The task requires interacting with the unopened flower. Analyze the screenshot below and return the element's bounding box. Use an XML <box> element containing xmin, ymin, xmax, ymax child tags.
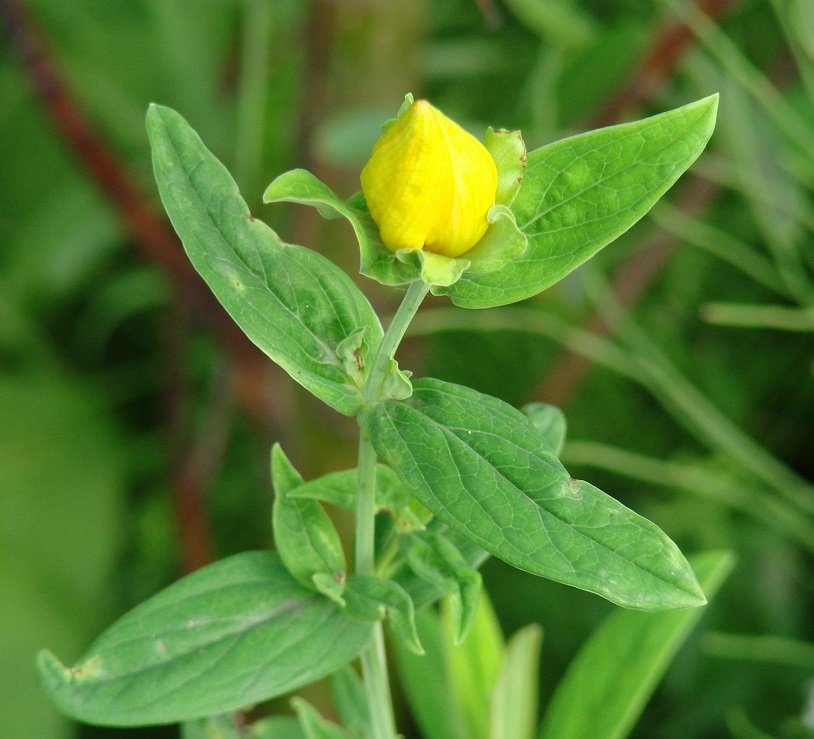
<box><xmin>360</xmin><ymin>99</ymin><xmax>498</xmax><ymax>259</ymax></box>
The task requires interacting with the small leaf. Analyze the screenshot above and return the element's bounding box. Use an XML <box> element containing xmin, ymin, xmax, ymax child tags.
<box><xmin>362</xmin><ymin>378</ymin><xmax>705</xmax><ymax>611</ymax></box>
<box><xmin>271</xmin><ymin>445</ymin><xmax>346</xmax><ymax>588</ymax></box>
<box><xmin>463</xmin><ymin>205</ymin><xmax>528</xmax><ymax>276</ymax></box>
<box><xmin>392</xmin><ymin>521</ymin><xmax>489</xmax><ymax>611</ymax></box>
<box><xmin>484</xmin><ymin>128</ymin><xmax>527</xmax><ymax>207</ymax></box>
<box><xmin>343</xmin><ymin>575</ymin><xmax>424</xmax><ymax>655</ymax></box>
<box><xmin>37</xmin><ymin>552</ymin><xmax>373</xmax><ymax>726</ymax></box>
<box><xmin>405</xmin><ymin>532</ymin><xmax>482</xmax><ymax>643</ymax></box>
<box><xmin>489</xmin><ymin>624</ymin><xmax>543</xmax><ymax>739</ymax></box>
<box><xmin>522</xmin><ymin>402</ymin><xmax>567</xmax><ymax>456</ymax></box>
<box><xmin>538</xmin><ymin>551</ymin><xmax>734</xmax><ymax>739</ymax></box>
<box><xmin>442</xmin><ymin>95</ymin><xmax>719</xmax><ymax>308</ymax></box>
<box><xmin>395</xmin><ymin>248</ymin><xmax>471</xmax><ymax>288</ymax></box>
<box><xmin>147</xmin><ymin>105</ymin><xmax>382</xmax><ymax>416</ymax></box>
<box><xmin>291</xmin><ymin>698</ymin><xmax>353</xmax><ymax>739</ymax></box>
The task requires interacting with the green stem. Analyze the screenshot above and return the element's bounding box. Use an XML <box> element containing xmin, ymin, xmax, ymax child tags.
<box><xmin>354</xmin><ymin>279</ymin><xmax>429</xmax><ymax>739</ymax></box>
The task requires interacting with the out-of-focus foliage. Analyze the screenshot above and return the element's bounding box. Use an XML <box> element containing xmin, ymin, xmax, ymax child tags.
<box><xmin>1</xmin><ymin>0</ymin><xmax>813</xmax><ymax>737</ymax></box>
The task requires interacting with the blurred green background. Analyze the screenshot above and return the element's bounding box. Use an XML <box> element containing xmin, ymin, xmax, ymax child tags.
<box><xmin>2</xmin><ymin>0</ymin><xmax>813</xmax><ymax>737</ymax></box>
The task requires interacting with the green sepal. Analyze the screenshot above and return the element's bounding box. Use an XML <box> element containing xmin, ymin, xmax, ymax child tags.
<box><xmin>343</xmin><ymin>574</ymin><xmax>424</xmax><ymax>655</ymax></box>
<box><xmin>271</xmin><ymin>444</ymin><xmax>346</xmax><ymax>588</ymax></box>
<box><xmin>522</xmin><ymin>402</ymin><xmax>567</xmax><ymax>456</ymax></box>
<box><xmin>461</xmin><ymin>204</ymin><xmax>528</xmax><ymax>275</ymax></box>
<box><xmin>381</xmin><ymin>92</ymin><xmax>415</xmax><ymax>131</ymax></box>
<box><xmin>484</xmin><ymin>127</ymin><xmax>527</xmax><ymax>207</ymax></box>
<box><xmin>405</xmin><ymin>531</ymin><xmax>482</xmax><ymax>644</ymax></box>
<box><xmin>291</xmin><ymin>698</ymin><xmax>353</xmax><ymax>739</ymax></box>
<box><xmin>395</xmin><ymin>248</ymin><xmax>471</xmax><ymax>289</ymax></box>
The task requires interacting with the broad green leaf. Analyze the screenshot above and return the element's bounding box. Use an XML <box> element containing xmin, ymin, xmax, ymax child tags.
<box><xmin>330</xmin><ymin>665</ymin><xmax>369</xmax><ymax>738</ymax></box>
<box><xmin>392</xmin><ymin>609</ymin><xmax>466</xmax><ymax>739</ymax></box>
<box><xmin>443</xmin><ymin>589</ymin><xmax>506</xmax><ymax>739</ymax></box>
<box><xmin>343</xmin><ymin>574</ymin><xmax>424</xmax><ymax>654</ymax></box>
<box><xmin>442</xmin><ymin>95</ymin><xmax>719</xmax><ymax>308</ymax></box>
<box><xmin>405</xmin><ymin>531</ymin><xmax>482</xmax><ymax>643</ymax></box>
<box><xmin>362</xmin><ymin>378</ymin><xmax>705</xmax><ymax>611</ymax></box>
<box><xmin>522</xmin><ymin>402</ymin><xmax>567</xmax><ymax>456</ymax></box>
<box><xmin>291</xmin><ymin>698</ymin><xmax>353</xmax><ymax>739</ymax></box>
<box><xmin>271</xmin><ymin>445</ymin><xmax>346</xmax><ymax>587</ymax></box>
<box><xmin>538</xmin><ymin>551</ymin><xmax>734</xmax><ymax>739</ymax></box>
<box><xmin>490</xmin><ymin>624</ymin><xmax>543</xmax><ymax>739</ymax></box>
<box><xmin>37</xmin><ymin>552</ymin><xmax>372</xmax><ymax>726</ymax></box>
<box><xmin>147</xmin><ymin>105</ymin><xmax>382</xmax><ymax>416</ymax></box>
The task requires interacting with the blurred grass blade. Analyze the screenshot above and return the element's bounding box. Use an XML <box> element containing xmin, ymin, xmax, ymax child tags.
<box><xmin>703</xmin><ymin>633</ymin><xmax>814</xmax><ymax>669</ymax></box>
<box><xmin>538</xmin><ymin>551</ymin><xmax>735</xmax><ymax>739</ymax></box>
<box><xmin>392</xmin><ymin>609</ymin><xmax>466</xmax><ymax>739</ymax></box>
<box><xmin>490</xmin><ymin>624</ymin><xmax>543</xmax><ymax>739</ymax></box>
<box><xmin>443</xmin><ymin>589</ymin><xmax>506</xmax><ymax>739</ymax></box>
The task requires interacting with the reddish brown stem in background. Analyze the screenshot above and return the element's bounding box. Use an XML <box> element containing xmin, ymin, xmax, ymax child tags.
<box><xmin>590</xmin><ymin>0</ymin><xmax>737</xmax><ymax>128</ymax></box>
<box><xmin>535</xmin><ymin>0</ymin><xmax>736</xmax><ymax>408</ymax></box>
<box><xmin>0</xmin><ymin>0</ymin><xmax>283</xmax><ymax>570</ymax></box>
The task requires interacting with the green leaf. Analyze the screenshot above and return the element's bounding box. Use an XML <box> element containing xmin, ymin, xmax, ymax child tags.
<box><xmin>271</xmin><ymin>445</ymin><xmax>346</xmax><ymax>587</ymax></box>
<box><xmin>343</xmin><ymin>574</ymin><xmax>424</xmax><ymax>654</ymax></box>
<box><xmin>490</xmin><ymin>624</ymin><xmax>543</xmax><ymax>739</ymax></box>
<box><xmin>443</xmin><ymin>589</ymin><xmax>506</xmax><ymax>739</ymax></box>
<box><xmin>147</xmin><ymin>105</ymin><xmax>382</xmax><ymax>416</ymax></box>
<box><xmin>538</xmin><ymin>551</ymin><xmax>735</xmax><ymax>739</ymax></box>
<box><xmin>361</xmin><ymin>378</ymin><xmax>705</xmax><ymax>611</ymax></box>
<box><xmin>37</xmin><ymin>552</ymin><xmax>373</xmax><ymax>726</ymax></box>
<box><xmin>330</xmin><ymin>665</ymin><xmax>370</xmax><ymax>738</ymax></box>
<box><xmin>392</xmin><ymin>522</ymin><xmax>490</xmax><ymax>610</ymax></box>
<box><xmin>484</xmin><ymin>128</ymin><xmax>527</xmax><ymax>207</ymax></box>
<box><xmin>404</xmin><ymin>531</ymin><xmax>482</xmax><ymax>643</ymax></box>
<box><xmin>263</xmin><ymin>169</ymin><xmax>418</xmax><ymax>287</ymax></box>
<box><xmin>522</xmin><ymin>402</ymin><xmax>567</xmax><ymax>456</ymax></box>
<box><xmin>442</xmin><ymin>95</ymin><xmax>719</xmax><ymax>308</ymax></box>
<box><xmin>392</xmin><ymin>609</ymin><xmax>466</xmax><ymax>739</ymax></box>
<box><xmin>291</xmin><ymin>698</ymin><xmax>353</xmax><ymax>739</ymax></box>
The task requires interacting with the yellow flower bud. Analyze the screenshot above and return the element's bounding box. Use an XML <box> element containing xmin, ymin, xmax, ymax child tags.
<box><xmin>360</xmin><ymin>99</ymin><xmax>498</xmax><ymax>259</ymax></box>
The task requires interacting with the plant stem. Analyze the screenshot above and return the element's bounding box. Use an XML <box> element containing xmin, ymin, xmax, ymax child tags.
<box><xmin>354</xmin><ymin>279</ymin><xmax>429</xmax><ymax>739</ymax></box>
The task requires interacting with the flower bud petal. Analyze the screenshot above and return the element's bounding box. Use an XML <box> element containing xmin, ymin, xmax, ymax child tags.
<box><xmin>361</xmin><ymin>100</ymin><xmax>498</xmax><ymax>258</ymax></box>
